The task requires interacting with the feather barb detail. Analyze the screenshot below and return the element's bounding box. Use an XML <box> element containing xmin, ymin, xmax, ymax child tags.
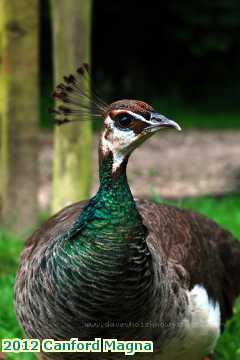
<box><xmin>49</xmin><ymin>63</ymin><xmax>108</xmax><ymax>126</ymax></box>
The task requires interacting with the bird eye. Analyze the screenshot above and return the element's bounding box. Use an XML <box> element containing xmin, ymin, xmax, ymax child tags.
<box><xmin>114</xmin><ymin>113</ymin><xmax>133</xmax><ymax>130</ymax></box>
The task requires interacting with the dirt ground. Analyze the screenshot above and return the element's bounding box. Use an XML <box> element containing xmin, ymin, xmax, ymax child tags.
<box><xmin>39</xmin><ymin>130</ymin><xmax>240</xmax><ymax>209</ymax></box>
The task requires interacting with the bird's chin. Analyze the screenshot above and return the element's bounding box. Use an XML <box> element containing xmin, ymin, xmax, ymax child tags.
<box><xmin>135</xmin><ymin>132</ymin><xmax>154</xmax><ymax>146</ymax></box>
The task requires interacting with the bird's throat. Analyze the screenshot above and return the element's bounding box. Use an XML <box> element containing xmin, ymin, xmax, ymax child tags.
<box><xmin>93</xmin><ymin>150</ymin><xmax>145</xmax><ymax>235</ymax></box>
<box><xmin>66</xmin><ymin>149</ymin><xmax>148</xmax><ymax>253</ymax></box>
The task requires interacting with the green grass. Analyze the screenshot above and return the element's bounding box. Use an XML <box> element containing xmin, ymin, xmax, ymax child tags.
<box><xmin>1</xmin><ymin>194</ymin><xmax>240</xmax><ymax>359</ymax></box>
<box><xmin>0</xmin><ymin>231</ymin><xmax>36</xmax><ymax>360</ymax></box>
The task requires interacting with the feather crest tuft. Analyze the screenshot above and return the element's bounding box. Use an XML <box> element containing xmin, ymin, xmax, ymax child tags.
<box><xmin>49</xmin><ymin>64</ymin><xmax>108</xmax><ymax>125</ymax></box>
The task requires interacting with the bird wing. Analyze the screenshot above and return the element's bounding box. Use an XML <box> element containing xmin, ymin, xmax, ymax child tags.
<box><xmin>136</xmin><ymin>199</ymin><xmax>240</xmax><ymax>324</ymax></box>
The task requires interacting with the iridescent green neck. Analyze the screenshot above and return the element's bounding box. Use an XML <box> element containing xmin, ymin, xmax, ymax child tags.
<box><xmin>69</xmin><ymin>151</ymin><xmax>146</xmax><ymax>239</ymax></box>
<box><xmin>58</xmin><ymin>150</ymin><xmax>147</xmax><ymax>253</ymax></box>
<box><xmin>47</xmin><ymin>151</ymin><xmax>154</xmax><ymax>331</ymax></box>
<box><xmin>97</xmin><ymin>153</ymin><xmax>141</xmax><ymax>223</ymax></box>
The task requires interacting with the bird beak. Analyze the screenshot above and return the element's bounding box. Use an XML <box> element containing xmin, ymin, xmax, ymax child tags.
<box><xmin>144</xmin><ymin>112</ymin><xmax>181</xmax><ymax>133</ymax></box>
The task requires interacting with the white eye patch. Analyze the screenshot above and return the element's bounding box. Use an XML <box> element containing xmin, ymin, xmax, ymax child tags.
<box><xmin>101</xmin><ymin>115</ymin><xmax>139</xmax><ymax>172</ymax></box>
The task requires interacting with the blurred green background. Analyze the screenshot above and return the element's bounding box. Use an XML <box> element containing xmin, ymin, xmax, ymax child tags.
<box><xmin>1</xmin><ymin>0</ymin><xmax>240</xmax><ymax>359</ymax></box>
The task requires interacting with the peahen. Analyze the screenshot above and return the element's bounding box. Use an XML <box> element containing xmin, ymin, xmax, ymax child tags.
<box><xmin>14</xmin><ymin>64</ymin><xmax>240</xmax><ymax>360</ymax></box>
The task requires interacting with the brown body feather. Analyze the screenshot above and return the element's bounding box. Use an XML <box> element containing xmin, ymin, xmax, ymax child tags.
<box><xmin>21</xmin><ymin>198</ymin><xmax>240</xmax><ymax>328</ymax></box>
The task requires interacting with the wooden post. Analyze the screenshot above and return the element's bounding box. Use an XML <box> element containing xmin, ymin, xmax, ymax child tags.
<box><xmin>51</xmin><ymin>0</ymin><xmax>93</xmax><ymax>213</ymax></box>
<box><xmin>0</xmin><ymin>0</ymin><xmax>39</xmax><ymax>233</ymax></box>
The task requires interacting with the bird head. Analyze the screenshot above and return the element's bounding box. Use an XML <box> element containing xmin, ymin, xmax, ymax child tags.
<box><xmin>100</xmin><ymin>100</ymin><xmax>180</xmax><ymax>170</ymax></box>
<box><xmin>50</xmin><ymin>64</ymin><xmax>181</xmax><ymax>173</ymax></box>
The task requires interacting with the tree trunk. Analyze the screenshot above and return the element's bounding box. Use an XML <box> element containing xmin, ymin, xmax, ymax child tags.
<box><xmin>0</xmin><ymin>1</ymin><xmax>4</xmax><ymax>219</ymax></box>
<box><xmin>51</xmin><ymin>0</ymin><xmax>92</xmax><ymax>214</ymax></box>
<box><xmin>0</xmin><ymin>0</ymin><xmax>39</xmax><ymax>233</ymax></box>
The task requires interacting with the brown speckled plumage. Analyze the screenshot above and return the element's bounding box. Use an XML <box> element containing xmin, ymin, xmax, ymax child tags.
<box><xmin>137</xmin><ymin>200</ymin><xmax>240</xmax><ymax>324</ymax></box>
<box><xmin>15</xmin><ymin>199</ymin><xmax>240</xmax><ymax>360</ymax></box>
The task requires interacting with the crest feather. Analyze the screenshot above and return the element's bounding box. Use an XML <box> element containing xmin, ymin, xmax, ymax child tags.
<box><xmin>49</xmin><ymin>63</ymin><xmax>108</xmax><ymax>125</ymax></box>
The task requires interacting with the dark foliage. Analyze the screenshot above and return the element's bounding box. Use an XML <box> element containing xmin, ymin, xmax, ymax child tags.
<box><xmin>92</xmin><ymin>1</ymin><xmax>240</xmax><ymax>106</ymax></box>
<box><xmin>41</xmin><ymin>1</ymin><xmax>240</xmax><ymax>127</ymax></box>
